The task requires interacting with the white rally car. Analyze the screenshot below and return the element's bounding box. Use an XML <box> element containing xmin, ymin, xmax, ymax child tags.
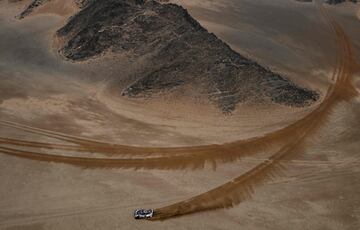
<box><xmin>133</xmin><ymin>209</ymin><xmax>154</xmax><ymax>219</ymax></box>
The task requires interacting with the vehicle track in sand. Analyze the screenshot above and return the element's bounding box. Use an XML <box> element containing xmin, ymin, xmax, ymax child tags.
<box><xmin>150</xmin><ymin>1</ymin><xmax>359</xmax><ymax>220</ymax></box>
<box><xmin>0</xmin><ymin>0</ymin><xmax>358</xmax><ymax>220</ymax></box>
<box><xmin>0</xmin><ymin>1</ymin><xmax>357</xmax><ymax>169</ymax></box>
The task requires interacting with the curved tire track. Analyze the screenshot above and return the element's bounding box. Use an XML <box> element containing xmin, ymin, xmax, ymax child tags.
<box><xmin>0</xmin><ymin>0</ymin><xmax>357</xmax><ymax>220</ymax></box>
<box><xmin>150</xmin><ymin>1</ymin><xmax>358</xmax><ymax>220</ymax></box>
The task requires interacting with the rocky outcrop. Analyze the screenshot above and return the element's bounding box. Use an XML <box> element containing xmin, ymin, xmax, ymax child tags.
<box><xmin>325</xmin><ymin>0</ymin><xmax>357</xmax><ymax>4</ymax></box>
<box><xmin>74</xmin><ymin>0</ymin><xmax>94</xmax><ymax>8</ymax></box>
<box><xmin>56</xmin><ymin>0</ymin><xmax>319</xmax><ymax>113</ymax></box>
<box><xmin>17</xmin><ymin>0</ymin><xmax>92</xmax><ymax>19</ymax></box>
<box><xmin>18</xmin><ymin>0</ymin><xmax>48</xmax><ymax>19</ymax></box>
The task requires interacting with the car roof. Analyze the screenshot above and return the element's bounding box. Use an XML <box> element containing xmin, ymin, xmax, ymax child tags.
<box><xmin>136</xmin><ymin>209</ymin><xmax>150</xmax><ymax>212</ymax></box>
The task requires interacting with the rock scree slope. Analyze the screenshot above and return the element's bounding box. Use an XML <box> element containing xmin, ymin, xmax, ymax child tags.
<box><xmin>55</xmin><ymin>0</ymin><xmax>319</xmax><ymax>113</ymax></box>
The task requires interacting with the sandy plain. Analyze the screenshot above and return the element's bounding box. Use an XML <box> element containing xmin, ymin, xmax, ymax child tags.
<box><xmin>0</xmin><ymin>0</ymin><xmax>359</xmax><ymax>229</ymax></box>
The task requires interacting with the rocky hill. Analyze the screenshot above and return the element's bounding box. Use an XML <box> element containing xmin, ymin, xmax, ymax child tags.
<box><xmin>20</xmin><ymin>0</ymin><xmax>320</xmax><ymax>113</ymax></box>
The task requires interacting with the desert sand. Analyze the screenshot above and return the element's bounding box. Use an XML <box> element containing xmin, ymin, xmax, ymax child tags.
<box><xmin>0</xmin><ymin>0</ymin><xmax>359</xmax><ymax>229</ymax></box>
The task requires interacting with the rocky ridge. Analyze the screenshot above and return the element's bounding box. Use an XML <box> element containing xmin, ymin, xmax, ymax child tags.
<box><xmin>19</xmin><ymin>0</ymin><xmax>320</xmax><ymax>113</ymax></box>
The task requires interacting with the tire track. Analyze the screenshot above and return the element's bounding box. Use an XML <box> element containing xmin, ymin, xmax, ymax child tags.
<box><xmin>0</xmin><ymin>146</ymin><xmax>218</xmax><ymax>170</ymax></box>
<box><xmin>0</xmin><ymin>137</ymin><xmax>87</xmax><ymax>152</ymax></box>
<box><xmin>150</xmin><ymin>1</ymin><xmax>358</xmax><ymax>220</ymax></box>
<box><xmin>0</xmin><ymin>1</ymin><xmax>357</xmax><ymax>171</ymax></box>
<box><xmin>0</xmin><ymin>0</ymin><xmax>357</xmax><ymax>220</ymax></box>
<box><xmin>0</xmin><ymin>119</ymin><xmax>309</xmax><ymax>170</ymax></box>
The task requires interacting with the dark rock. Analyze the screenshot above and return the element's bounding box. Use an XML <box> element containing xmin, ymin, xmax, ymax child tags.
<box><xmin>18</xmin><ymin>0</ymin><xmax>48</xmax><ymax>19</ymax></box>
<box><xmin>325</xmin><ymin>0</ymin><xmax>357</xmax><ymax>4</ymax></box>
<box><xmin>294</xmin><ymin>0</ymin><xmax>358</xmax><ymax>4</ymax></box>
<box><xmin>57</xmin><ymin>0</ymin><xmax>319</xmax><ymax>113</ymax></box>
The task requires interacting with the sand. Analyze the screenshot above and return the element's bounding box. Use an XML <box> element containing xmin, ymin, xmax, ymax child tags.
<box><xmin>0</xmin><ymin>0</ymin><xmax>359</xmax><ymax>229</ymax></box>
